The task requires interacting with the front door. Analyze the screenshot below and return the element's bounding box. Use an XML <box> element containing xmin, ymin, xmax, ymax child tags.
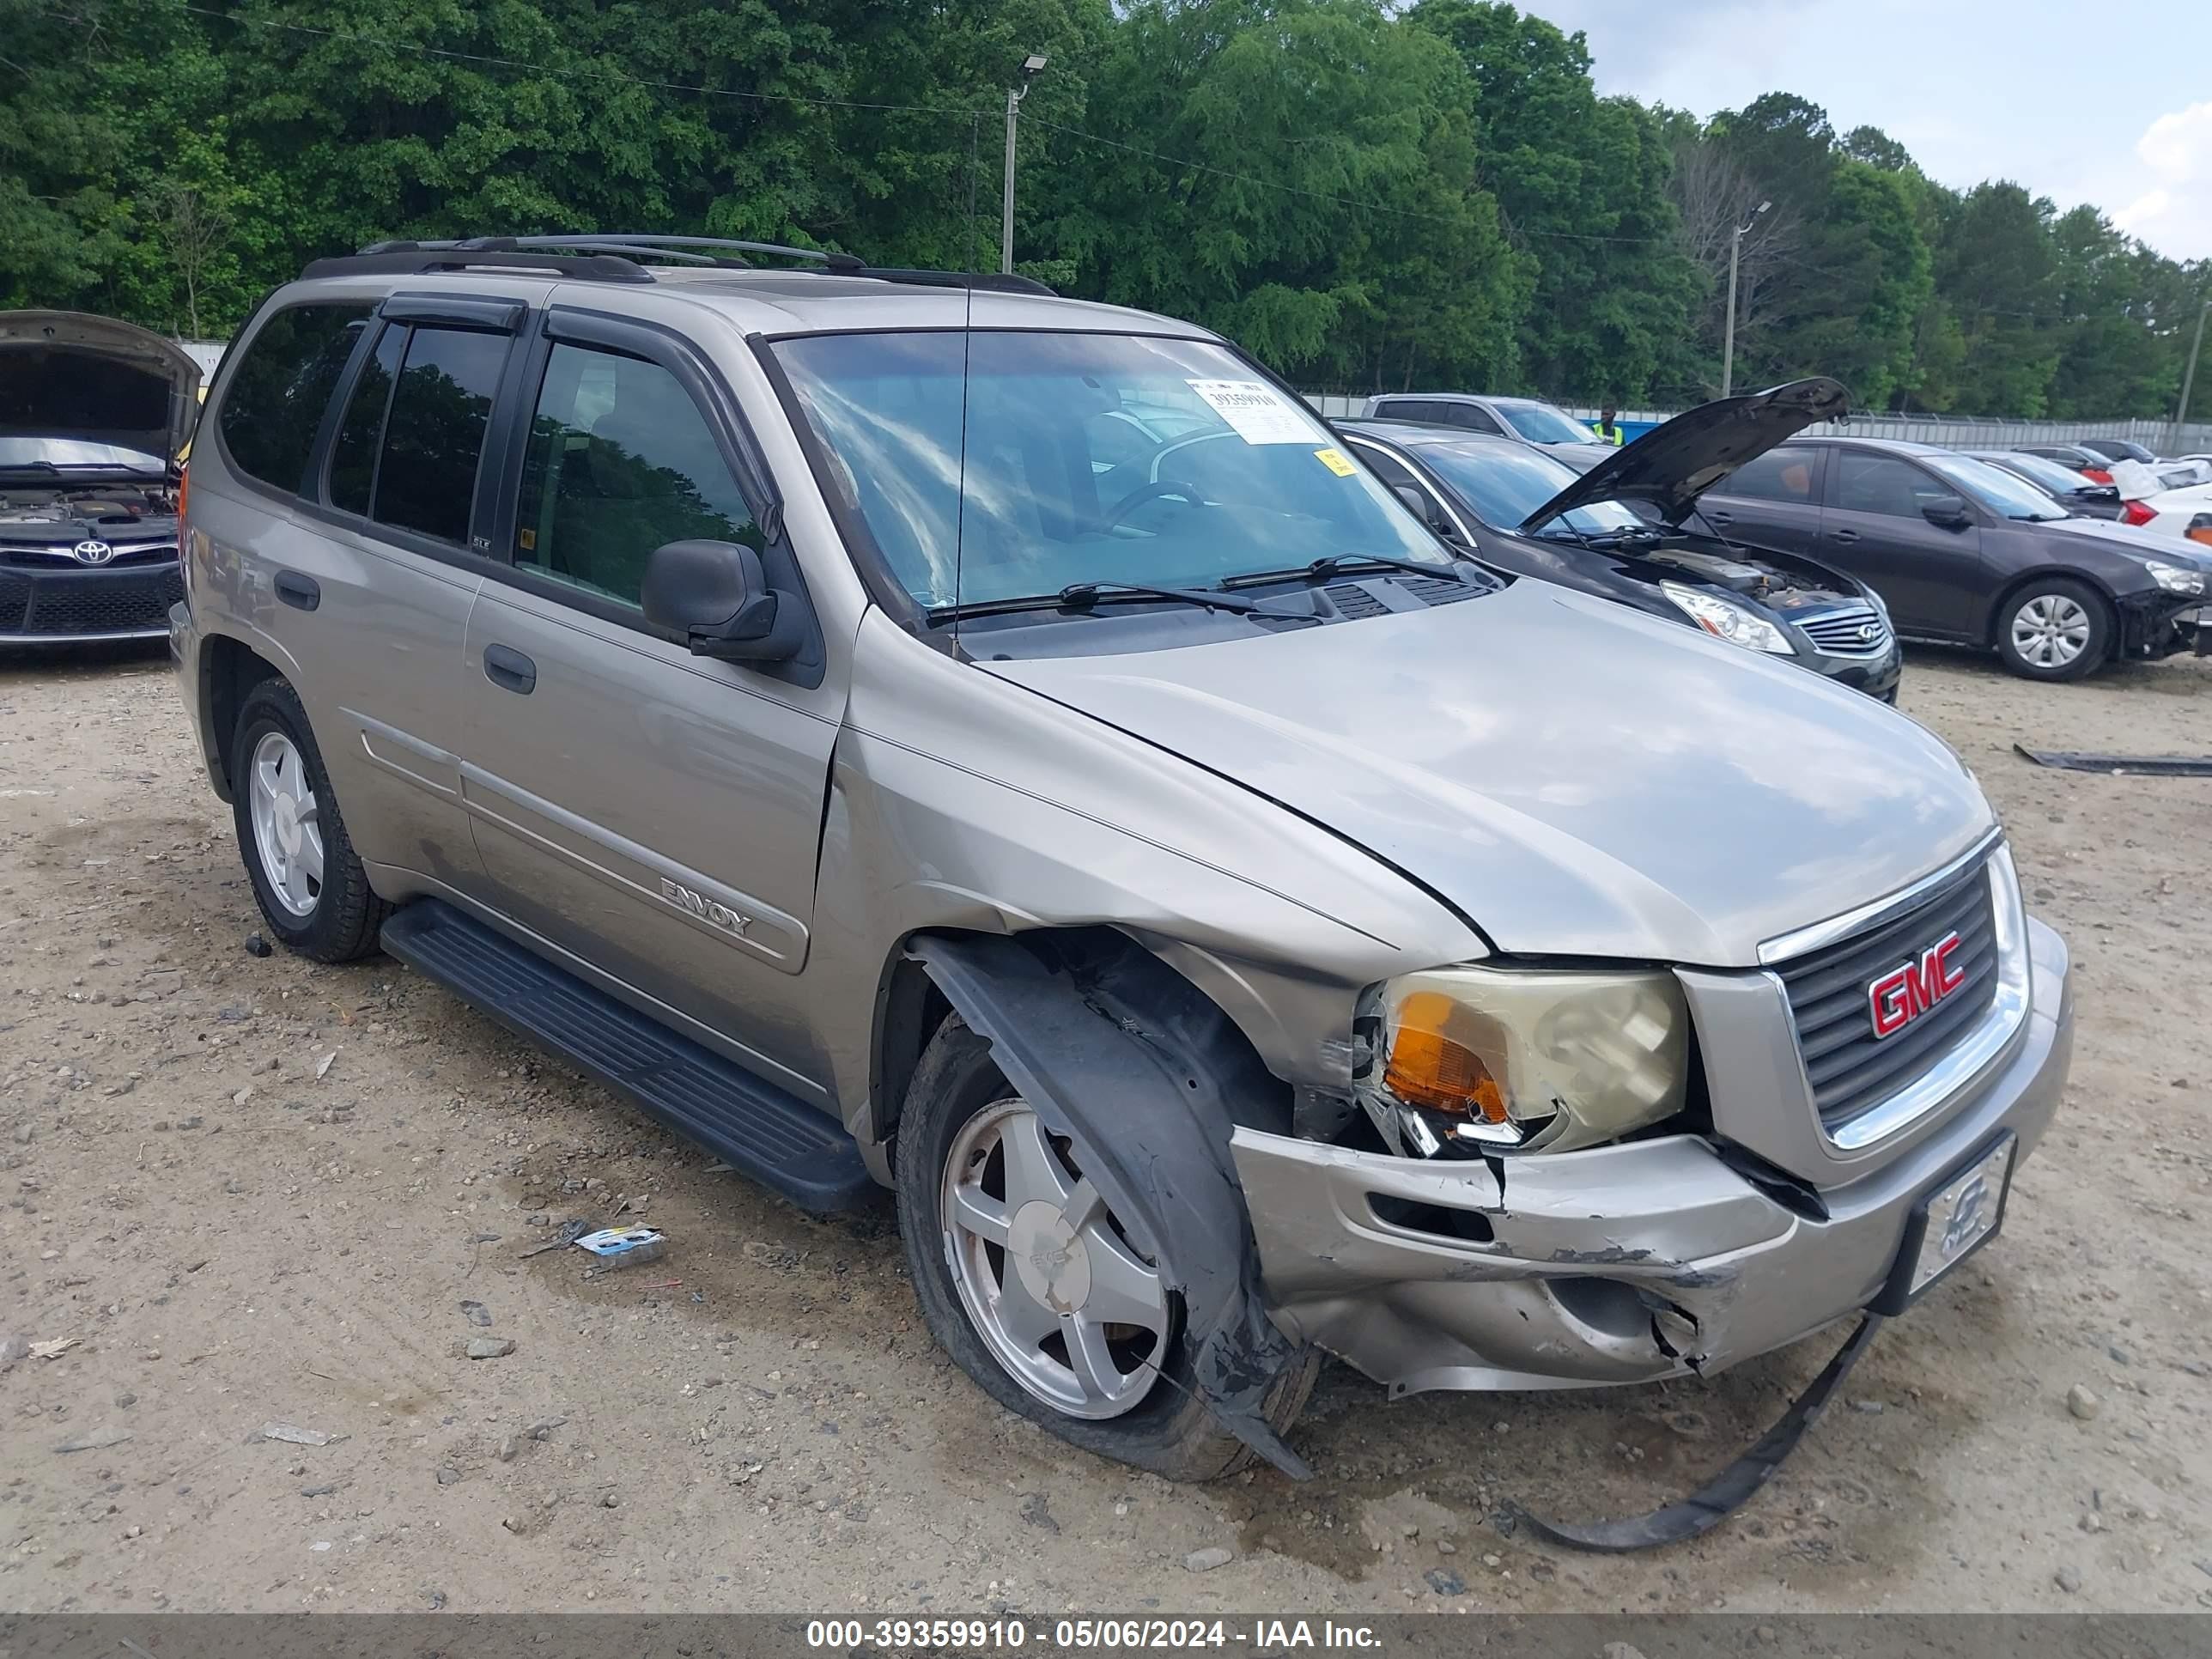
<box><xmin>1818</xmin><ymin>449</ymin><xmax>1985</xmax><ymax>637</ymax></box>
<box><xmin>456</xmin><ymin>313</ymin><xmax>843</xmax><ymax>1100</ymax></box>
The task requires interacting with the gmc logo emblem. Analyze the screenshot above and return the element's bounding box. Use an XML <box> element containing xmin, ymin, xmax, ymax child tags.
<box><xmin>1868</xmin><ymin>932</ymin><xmax>1966</xmax><ymax>1039</ymax></box>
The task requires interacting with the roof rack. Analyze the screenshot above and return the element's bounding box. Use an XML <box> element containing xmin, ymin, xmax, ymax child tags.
<box><xmin>302</xmin><ymin>235</ymin><xmax>1058</xmax><ymax>296</ymax></box>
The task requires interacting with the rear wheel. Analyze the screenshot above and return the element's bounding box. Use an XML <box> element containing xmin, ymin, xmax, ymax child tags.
<box><xmin>896</xmin><ymin>1015</ymin><xmax>1316</xmax><ymax>1480</ymax></box>
<box><xmin>1996</xmin><ymin>577</ymin><xmax>2110</xmax><ymax>681</ymax></box>
<box><xmin>230</xmin><ymin>678</ymin><xmax>389</xmax><ymax>962</ymax></box>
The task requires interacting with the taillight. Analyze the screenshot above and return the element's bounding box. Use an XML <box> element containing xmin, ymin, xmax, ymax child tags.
<box><xmin>176</xmin><ymin>465</ymin><xmax>189</xmax><ymax>526</ymax></box>
<box><xmin>2082</xmin><ymin>467</ymin><xmax>2114</xmax><ymax>484</ymax></box>
<box><xmin>2120</xmin><ymin>498</ymin><xmax>2156</xmax><ymax>526</ymax></box>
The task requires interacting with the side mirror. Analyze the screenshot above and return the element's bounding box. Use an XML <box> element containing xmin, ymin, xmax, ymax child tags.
<box><xmin>1921</xmin><ymin>495</ymin><xmax>1973</xmax><ymax>530</ymax></box>
<box><xmin>1393</xmin><ymin>483</ymin><xmax>1456</xmax><ymax>537</ymax></box>
<box><xmin>641</xmin><ymin>539</ymin><xmax>802</xmax><ymax>662</ymax></box>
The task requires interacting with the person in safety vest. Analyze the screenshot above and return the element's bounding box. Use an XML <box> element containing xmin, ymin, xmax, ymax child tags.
<box><xmin>1591</xmin><ymin>406</ymin><xmax>1624</xmax><ymax>446</ymax></box>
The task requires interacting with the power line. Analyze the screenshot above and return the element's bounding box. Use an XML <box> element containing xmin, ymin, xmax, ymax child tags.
<box><xmin>172</xmin><ymin>3</ymin><xmax>982</xmax><ymax>118</ymax></box>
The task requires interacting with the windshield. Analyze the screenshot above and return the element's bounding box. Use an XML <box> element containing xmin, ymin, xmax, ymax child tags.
<box><xmin>0</xmin><ymin>435</ymin><xmax>167</xmax><ymax>475</ymax></box>
<box><xmin>1416</xmin><ymin>441</ymin><xmax>1644</xmax><ymax>536</ymax></box>
<box><xmin>1984</xmin><ymin>453</ymin><xmax>2094</xmax><ymax>495</ymax></box>
<box><xmin>774</xmin><ymin>330</ymin><xmax>1449</xmax><ymax>610</ymax></box>
<box><xmin>1494</xmin><ymin>400</ymin><xmax>1604</xmax><ymax>447</ymax></box>
<box><xmin>1923</xmin><ymin>453</ymin><xmax>2068</xmax><ymax>521</ymax></box>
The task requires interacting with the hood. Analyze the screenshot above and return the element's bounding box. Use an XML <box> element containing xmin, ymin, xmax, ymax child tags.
<box><xmin>984</xmin><ymin>580</ymin><xmax>1993</xmax><ymax>968</ymax></box>
<box><xmin>0</xmin><ymin>310</ymin><xmax>204</xmax><ymax>468</ymax></box>
<box><xmin>2038</xmin><ymin>510</ymin><xmax>2212</xmax><ymax>569</ymax></box>
<box><xmin>1517</xmin><ymin>377</ymin><xmax>1850</xmax><ymax>534</ymax></box>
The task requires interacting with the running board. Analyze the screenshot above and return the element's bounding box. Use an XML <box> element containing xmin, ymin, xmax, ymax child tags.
<box><xmin>380</xmin><ymin>900</ymin><xmax>877</xmax><ymax>1212</ymax></box>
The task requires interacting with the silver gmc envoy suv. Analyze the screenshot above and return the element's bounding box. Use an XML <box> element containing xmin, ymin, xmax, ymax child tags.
<box><xmin>173</xmin><ymin>237</ymin><xmax>2074</xmax><ymax>1484</ymax></box>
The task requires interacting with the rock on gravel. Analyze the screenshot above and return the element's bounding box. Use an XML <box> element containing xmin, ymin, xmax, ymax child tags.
<box><xmin>465</xmin><ymin>1338</ymin><xmax>516</xmax><ymax>1359</ymax></box>
<box><xmin>2067</xmin><ymin>1384</ymin><xmax>2100</xmax><ymax>1421</ymax></box>
<box><xmin>1183</xmin><ymin>1547</ymin><xmax>1233</xmax><ymax>1573</ymax></box>
<box><xmin>2055</xmin><ymin>1565</ymin><xmax>2083</xmax><ymax>1594</ymax></box>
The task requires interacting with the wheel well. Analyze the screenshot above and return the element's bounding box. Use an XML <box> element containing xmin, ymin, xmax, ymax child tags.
<box><xmin>869</xmin><ymin>926</ymin><xmax>1291</xmax><ymax>1153</ymax></box>
<box><xmin>1983</xmin><ymin>568</ymin><xmax>2116</xmax><ymax>651</ymax></box>
<box><xmin>204</xmin><ymin>633</ymin><xmax>283</xmax><ymax>795</ymax></box>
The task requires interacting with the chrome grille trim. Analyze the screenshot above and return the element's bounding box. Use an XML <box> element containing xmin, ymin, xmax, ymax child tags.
<box><xmin>1757</xmin><ymin>826</ymin><xmax>2004</xmax><ymax>966</ymax></box>
<box><xmin>1796</xmin><ymin>602</ymin><xmax>1893</xmax><ymax>658</ymax></box>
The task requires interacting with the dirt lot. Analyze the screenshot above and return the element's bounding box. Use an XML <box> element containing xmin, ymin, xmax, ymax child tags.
<box><xmin>3</xmin><ymin>640</ymin><xmax>2209</xmax><ymax>1616</ymax></box>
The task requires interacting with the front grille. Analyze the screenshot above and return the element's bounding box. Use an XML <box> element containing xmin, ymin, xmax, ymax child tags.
<box><xmin>3</xmin><ymin>542</ymin><xmax>178</xmax><ymax>568</ymax></box>
<box><xmin>1774</xmin><ymin>857</ymin><xmax>1999</xmax><ymax>1133</ymax></box>
<box><xmin>1796</xmin><ymin>604</ymin><xmax>1893</xmax><ymax>658</ymax></box>
<box><xmin>1</xmin><ymin>568</ymin><xmax>183</xmax><ymax>637</ymax></box>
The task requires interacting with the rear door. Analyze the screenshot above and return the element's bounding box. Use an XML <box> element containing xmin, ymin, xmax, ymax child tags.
<box><xmin>204</xmin><ymin>295</ymin><xmax>532</xmax><ymax>888</ymax></box>
<box><xmin>455</xmin><ymin>305</ymin><xmax>843</xmax><ymax>1100</ymax></box>
<box><xmin>1817</xmin><ymin>448</ymin><xmax>1985</xmax><ymax>637</ymax></box>
<box><xmin>1698</xmin><ymin>445</ymin><xmax>1827</xmax><ymax>551</ymax></box>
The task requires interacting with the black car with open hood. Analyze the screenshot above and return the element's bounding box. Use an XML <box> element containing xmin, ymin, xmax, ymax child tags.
<box><xmin>0</xmin><ymin>310</ymin><xmax>199</xmax><ymax>645</ymax></box>
<box><xmin>1336</xmin><ymin>379</ymin><xmax>1901</xmax><ymax>701</ymax></box>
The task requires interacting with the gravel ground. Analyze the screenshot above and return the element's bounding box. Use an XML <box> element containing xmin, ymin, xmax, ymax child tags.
<box><xmin>2</xmin><ymin>639</ymin><xmax>2209</xmax><ymax>1615</ymax></box>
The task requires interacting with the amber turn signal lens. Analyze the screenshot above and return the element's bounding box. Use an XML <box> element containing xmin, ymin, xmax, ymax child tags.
<box><xmin>1383</xmin><ymin>990</ymin><xmax>1507</xmax><ymax>1121</ymax></box>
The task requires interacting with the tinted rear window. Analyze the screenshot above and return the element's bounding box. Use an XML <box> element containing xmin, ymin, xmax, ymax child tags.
<box><xmin>218</xmin><ymin>304</ymin><xmax>372</xmax><ymax>492</ymax></box>
<box><xmin>365</xmin><ymin>327</ymin><xmax>508</xmax><ymax>544</ymax></box>
<box><xmin>1721</xmin><ymin>448</ymin><xmax>1820</xmax><ymax>503</ymax></box>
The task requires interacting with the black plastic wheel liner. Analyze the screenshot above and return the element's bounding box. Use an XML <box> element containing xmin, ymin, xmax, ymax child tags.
<box><xmin>1510</xmin><ymin>1314</ymin><xmax>1885</xmax><ymax>1553</ymax></box>
<box><xmin>908</xmin><ymin>932</ymin><xmax>1314</xmax><ymax>1479</ymax></box>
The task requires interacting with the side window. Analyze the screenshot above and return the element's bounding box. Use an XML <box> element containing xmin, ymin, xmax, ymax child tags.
<box><xmin>218</xmin><ymin>304</ymin><xmax>373</xmax><ymax>492</ymax></box>
<box><xmin>1352</xmin><ymin>444</ymin><xmax>1445</xmax><ymax>530</ymax></box>
<box><xmin>1373</xmin><ymin>400</ymin><xmax>1422</xmax><ymax>422</ymax></box>
<box><xmin>326</xmin><ymin>324</ymin><xmax>404</xmax><ymax>517</ymax></box>
<box><xmin>1455</xmin><ymin>404</ymin><xmax>1504</xmax><ymax>435</ymax></box>
<box><xmin>1723</xmin><ymin>449</ymin><xmax>1819</xmax><ymax>504</ymax></box>
<box><xmin>1833</xmin><ymin>453</ymin><xmax>1948</xmax><ymax>519</ymax></box>
<box><xmin>513</xmin><ymin>343</ymin><xmax>763</xmax><ymax>610</ymax></box>
<box><xmin>368</xmin><ymin>327</ymin><xmax>509</xmax><ymax>544</ymax></box>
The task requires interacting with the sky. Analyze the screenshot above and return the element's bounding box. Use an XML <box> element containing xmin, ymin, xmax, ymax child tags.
<box><xmin>1521</xmin><ymin>0</ymin><xmax>2212</xmax><ymax>264</ymax></box>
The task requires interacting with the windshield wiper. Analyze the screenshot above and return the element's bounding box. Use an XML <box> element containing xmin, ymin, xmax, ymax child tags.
<box><xmin>1230</xmin><ymin>553</ymin><xmax>1486</xmax><ymax>592</ymax></box>
<box><xmin>1056</xmin><ymin>580</ymin><xmax>1263</xmax><ymax>615</ymax></box>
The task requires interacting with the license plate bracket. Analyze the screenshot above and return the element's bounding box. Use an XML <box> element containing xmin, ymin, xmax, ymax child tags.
<box><xmin>1872</xmin><ymin>1131</ymin><xmax>2015</xmax><ymax>1316</ymax></box>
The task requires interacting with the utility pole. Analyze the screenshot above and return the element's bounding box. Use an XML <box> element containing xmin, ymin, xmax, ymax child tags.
<box><xmin>1001</xmin><ymin>53</ymin><xmax>1048</xmax><ymax>276</ymax></box>
<box><xmin>2171</xmin><ymin>297</ymin><xmax>2209</xmax><ymax>453</ymax></box>
<box><xmin>1720</xmin><ymin>199</ymin><xmax>1770</xmax><ymax>399</ymax></box>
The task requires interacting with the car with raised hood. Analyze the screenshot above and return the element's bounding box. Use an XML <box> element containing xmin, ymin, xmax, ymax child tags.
<box><xmin>1364</xmin><ymin>390</ymin><xmax>1616</xmax><ymax>472</ymax></box>
<box><xmin>0</xmin><ymin>311</ymin><xmax>203</xmax><ymax>645</ymax></box>
<box><xmin>1701</xmin><ymin>435</ymin><xmax>2207</xmax><ymax>681</ymax></box>
<box><xmin>1338</xmin><ymin>378</ymin><xmax>1903</xmax><ymax>702</ymax></box>
<box><xmin>171</xmin><ymin>236</ymin><xmax>2074</xmax><ymax>1489</ymax></box>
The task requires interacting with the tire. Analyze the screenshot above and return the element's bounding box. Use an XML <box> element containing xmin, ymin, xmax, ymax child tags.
<box><xmin>1995</xmin><ymin>577</ymin><xmax>2111</xmax><ymax>681</ymax></box>
<box><xmin>229</xmin><ymin>677</ymin><xmax>391</xmax><ymax>963</ymax></box>
<box><xmin>895</xmin><ymin>1015</ymin><xmax>1317</xmax><ymax>1480</ymax></box>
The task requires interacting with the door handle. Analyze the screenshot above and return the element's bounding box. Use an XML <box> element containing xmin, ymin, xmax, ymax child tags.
<box><xmin>1830</xmin><ymin>529</ymin><xmax>1861</xmax><ymax>544</ymax></box>
<box><xmin>274</xmin><ymin>571</ymin><xmax>320</xmax><ymax>611</ymax></box>
<box><xmin>483</xmin><ymin>643</ymin><xmax>537</xmax><ymax>695</ymax></box>
<box><xmin>1706</xmin><ymin>509</ymin><xmax>1734</xmax><ymax>526</ymax></box>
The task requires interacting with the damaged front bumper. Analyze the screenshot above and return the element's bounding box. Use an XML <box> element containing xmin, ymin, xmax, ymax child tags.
<box><xmin>2118</xmin><ymin>593</ymin><xmax>2207</xmax><ymax>660</ymax></box>
<box><xmin>1231</xmin><ymin>916</ymin><xmax>2073</xmax><ymax>1395</ymax></box>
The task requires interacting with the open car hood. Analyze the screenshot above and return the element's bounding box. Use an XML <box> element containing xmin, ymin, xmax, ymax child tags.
<box><xmin>1516</xmin><ymin>377</ymin><xmax>1850</xmax><ymax>534</ymax></box>
<box><xmin>0</xmin><ymin>310</ymin><xmax>204</xmax><ymax>468</ymax></box>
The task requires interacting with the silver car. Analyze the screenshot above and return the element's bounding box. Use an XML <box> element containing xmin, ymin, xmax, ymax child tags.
<box><xmin>172</xmin><ymin>237</ymin><xmax>2074</xmax><ymax>1483</ymax></box>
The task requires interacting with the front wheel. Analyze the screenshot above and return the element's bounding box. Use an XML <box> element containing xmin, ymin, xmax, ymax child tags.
<box><xmin>1996</xmin><ymin>578</ymin><xmax>2110</xmax><ymax>681</ymax></box>
<box><xmin>895</xmin><ymin>1015</ymin><xmax>1316</xmax><ymax>1480</ymax></box>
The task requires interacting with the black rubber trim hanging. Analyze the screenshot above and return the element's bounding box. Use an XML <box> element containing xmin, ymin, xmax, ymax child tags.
<box><xmin>1509</xmin><ymin>1314</ymin><xmax>1884</xmax><ymax>1553</ymax></box>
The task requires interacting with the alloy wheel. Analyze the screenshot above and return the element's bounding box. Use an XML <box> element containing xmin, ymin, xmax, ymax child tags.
<box><xmin>940</xmin><ymin>1098</ymin><xmax>1172</xmax><ymax>1419</ymax></box>
<box><xmin>248</xmin><ymin>730</ymin><xmax>325</xmax><ymax>918</ymax></box>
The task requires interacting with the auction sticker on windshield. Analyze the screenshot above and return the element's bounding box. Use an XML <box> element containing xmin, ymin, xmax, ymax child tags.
<box><xmin>1187</xmin><ymin>380</ymin><xmax>1314</xmax><ymax>444</ymax></box>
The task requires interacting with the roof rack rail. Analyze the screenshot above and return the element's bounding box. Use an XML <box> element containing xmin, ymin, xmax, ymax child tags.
<box><xmin>302</xmin><ymin>235</ymin><xmax>1059</xmax><ymax>296</ymax></box>
<box><xmin>306</xmin><ymin>245</ymin><xmax>655</xmax><ymax>284</ymax></box>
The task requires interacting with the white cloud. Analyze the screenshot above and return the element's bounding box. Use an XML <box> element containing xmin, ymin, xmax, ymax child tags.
<box><xmin>2116</xmin><ymin>102</ymin><xmax>2212</xmax><ymax>260</ymax></box>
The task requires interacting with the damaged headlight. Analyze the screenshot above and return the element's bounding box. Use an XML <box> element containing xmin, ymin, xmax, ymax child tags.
<box><xmin>1658</xmin><ymin>581</ymin><xmax>1795</xmax><ymax>654</ymax></box>
<box><xmin>2142</xmin><ymin>559</ymin><xmax>2205</xmax><ymax>596</ymax></box>
<box><xmin>1358</xmin><ymin>967</ymin><xmax>1690</xmax><ymax>1157</ymax></box>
